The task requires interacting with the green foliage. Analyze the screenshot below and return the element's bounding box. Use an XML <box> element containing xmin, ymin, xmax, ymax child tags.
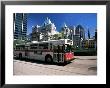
<box><xmin>51</xmin><ymin>33</ymin><xmax>62</xmax><ymax>40</ymax></box>
<box><xmin>61</xmin><ymin>31</ymin><xmax>65</xmax><ymax>39</ymax></box>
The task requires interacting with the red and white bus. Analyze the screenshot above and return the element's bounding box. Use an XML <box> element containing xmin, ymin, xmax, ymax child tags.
<box><xmin>14</xmin><ymin>39</ymin><xmax>74</xmax><ymax>63</ymax></box>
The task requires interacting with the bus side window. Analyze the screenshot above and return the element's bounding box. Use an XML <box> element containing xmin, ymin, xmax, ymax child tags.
<box><xmin>58</xmin><ymin>45</ymin><xmax>60</xmax><ymax>52</ymax></box>
<box><xmin>34</xmin><ymin>51</ymin><xmax>37</xmax><ymax>54</ymax></box>
<box><xmin>22</xmin><ymin>45</ymin><xmax>25</xmax><ymax>50</ymax></box>
<box><xmin>16</xmin><ymin>46</ymin><xmax>19</xmax><ymax>50</ymax></box>
<box><xmin>50</xmin><ymin>43</ymin><xmax>52</xmax><ymax>50</ymax></box>
<box><xmin>43</xmin><ymin>43</ymin><xmax>48</xmax><ymax>49</ymax></box>
<box><xmin>30</xmin><ymin>44</ymin><xmax>38</xmax><ymax>49</ymax></box>
<box><xmin>59</xmin><ymin>45</ymin><xmax>62</xmax><ymax>53</ymax></box>
<box><xmin>39</xmin><ymin>44</ymin><xmax>43</xmax><ymax>49</ymax></box>
<box><xmin>53</xmin><ymin>45</ymin><xmax>57</xmax><ymax>52</ymax></box>
<box><xmin>63</xmin><ymin>44</ymin><xmax>65</xmax><ymax>52</ymax></box>
<box><xmin>16</xmin><ymin>45</ymin><xmax>25</xmax><ymax>50</ymax></box>
<box><xmin>39</xmin><ymin>43</ymin><xmax>48</xmax><ymax>49</ymax></box>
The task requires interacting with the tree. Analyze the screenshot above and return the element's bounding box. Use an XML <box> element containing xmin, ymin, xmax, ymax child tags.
<box><xmin>61</xmin><ymin>31</ymin><xmax>64</xmax><ymax>39</ymax></box>
<box><xmin>51</xmin><ymin>33</ymin><xmax>62</xmax><ymax>40</ymax></box>
<box><xmin>53</xmin><ymin>34</ymin><xmax>59</xmax><ymax>40</ymax></box>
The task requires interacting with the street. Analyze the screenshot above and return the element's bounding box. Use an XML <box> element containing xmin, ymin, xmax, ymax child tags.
<box><xmin>13</xmin><ymin>56</ymin><xmax>97</xmax><ymax>75</ymax></box>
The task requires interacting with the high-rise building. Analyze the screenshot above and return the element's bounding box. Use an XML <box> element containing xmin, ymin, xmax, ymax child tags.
<box><xmin>88</xmin><ymin>29</ymin><xmax>90</xmax><ymax>39</ymax></box>
<box><xmin>61</xmin><ymin>23</ymin><xmax>70</xmax><ymax>39</ymax></box>
<box><xmin>13</xmin><ymin>13</ymin><xmax>27</xmax><ymax>40</ymax></box>
<box><xmin>75</xmin><ymin>25</ymin><xmax>85</xmax><ymax>40</ymax></box>
<box><xmin>95</xmin><ymin>29</ymin><xmax>97</xmax><ymax>41</ymax></box>
<box><xmin>61</xmin><ymin>24</ymin><xmax>85</xmax><ymax>49</ymax></box>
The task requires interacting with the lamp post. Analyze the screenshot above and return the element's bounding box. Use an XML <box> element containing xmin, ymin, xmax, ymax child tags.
<box><xmin>80</xmin><ymin>38</ymin><xmax>83</xmax><ymax>50</ymax></box>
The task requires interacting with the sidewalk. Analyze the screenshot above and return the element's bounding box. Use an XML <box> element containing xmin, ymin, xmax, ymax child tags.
<box><xmin>74</xmin><ymin>56</ymin><xmax>97</xmax><ymax>60</ymax></box>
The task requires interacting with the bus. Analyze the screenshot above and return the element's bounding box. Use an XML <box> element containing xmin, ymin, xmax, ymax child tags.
<box><xmin>14</xmin><ymin>39</ymin><xmax>74</xmax><ymax>64</ymax></box>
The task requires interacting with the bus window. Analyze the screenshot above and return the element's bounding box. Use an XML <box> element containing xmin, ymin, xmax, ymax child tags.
<box><xmin>30</xmin><ymin>44</ymin><xmax>38</xmax><ymax>49</ymax></box>
<box><xmin>34</xmin><ymin>51</ymin><xmax>37</xmax><ymax>54</ymax></box>
<box><xmin>50</xmin><ymin>43</ymin><xmax>52</xmax><ymax>50</ymax></box>
<box><xmin>16</xmin><ymin>45</ymin><xmax>25</xmax><ymax>50</ymax></box>
<box><xmin>16</xmin><ymin>46</ymin><xmax>20</xmax><ymax>50</ymax></box>
<box><xmin>25</xmin><ymin>46</ymin><xmax>29</xmax><ymax>50</ymax></box>
<box><xmin>65</xmin><ymin>44</ymin><xmax>71</xmax><ymax>52</ymax></box>
<box><xmin>39</xmin><ymin>43</ymin><xmax>48</xmax><ymax>49</ymax></box>
<box><xmin>62</xmin><ymin>45</ymin><xmax>65</xmax><ymax>53</ymax></box>
<box><xmin>39</xmin><ymin>44</ymin><xmax>43</xmax><ymax>49</ymax></box>
<box><xmin>53</xmin><ymin>45</ymin><xmax>58</xmax><ymax>52</ymax></box>
<box><xmin>59</xmin><ymin>45</ymin><xmax>63</xmax><ymax>53</ymax></box>
<box><xmin>58</xmin><ymin>45</ymin><xmax>60</xmax><ymax>52</ymax></box>
<box><xmin>43</xmin><ymin>43</ymin><xmax>48</xmax><ymax>49</ymax></box>
<box><xmin>67</xmin><ymin>39</ymin><xmax>71</xmax><ymax>43</ymax></box>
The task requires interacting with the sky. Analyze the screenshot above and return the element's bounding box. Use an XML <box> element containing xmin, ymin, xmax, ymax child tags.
<box><xmin>27</xmin><ymin>13</ymin><xmax>97</xmax><ymax>38</ymax></box>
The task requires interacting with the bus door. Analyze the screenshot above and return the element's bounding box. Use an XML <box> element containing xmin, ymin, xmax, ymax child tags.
<box><xmin>58</xmin><ymin>45</ymin><xmax>64</xmax><ymax>63</ymax></box>
<box><xmin>25</xmin><ymin>46</ymin><xmax>29</xmax><ymax>58</ymax></box>
<box><xmin>53</xmin><ymin>45</ymin><xmax>58</xmax><ymax>62</ymax></box>
<box><xmin>53</xmin><ymin>45</ymin><xmax>64</xmax><ymax>63</ymax></box>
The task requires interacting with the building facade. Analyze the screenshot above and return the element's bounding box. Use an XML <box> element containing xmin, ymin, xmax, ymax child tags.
<box><xmin>31</xmin><ymin>17</ymin><xmax>59</xmax><ymax>41</ymax></box>
<box><xmin>75</xmin><ymin>24</ymin><xmax>85</xmax><ymax>40</ymax></box>
<box><xmin>61</xmin><ymin>24</ymin><xmax>85</xmax><ymax>49</ymax></box>
<box><xmin>81</xmin><ymin>39</ymin><xmax>96</xmax><ymax>49</ymax></box>
<box><xmin>13</xmin><ymin>13</ymin><xmax>27</xmax><ymax>40</ymax></box>
<box><xmin>61</xmin><ymin>23</ymin><xmax>70</xmax><ymax>39</ymax></box>
<box><xmin>30</xmin><ymin>17</ymin><xmax>97</xmax><ymax>50</ymax></box>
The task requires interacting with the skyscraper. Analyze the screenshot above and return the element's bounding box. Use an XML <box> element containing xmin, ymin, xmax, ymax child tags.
<box><xmin>13</xmin><ymin>13</ymin><xmax>27</xmax><ymax>40</ymax></box>
<box><xmin>88</xmin><ymin>29</ymin><xmax>90</xmax><ymax>39</ymax></box>
<box><xmin>75</xmin><ymin>25</ymin><xmax>85</xmax><ymax>40</ymax></box>
<box><xmin>95</xmin><ymin>29</ymin><xmax>97</xmax><ymax>41</ymax></box>
<box><xmin>61</xmin><ymin>23</ymin><xmax>70</xmax><ymax>39</ymax></box>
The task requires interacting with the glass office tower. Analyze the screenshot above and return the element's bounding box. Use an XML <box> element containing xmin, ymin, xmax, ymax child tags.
<box><xmin>13</xmin><ymin>13</ymin><xmax>27</xmax><ymax>40</ymax></box>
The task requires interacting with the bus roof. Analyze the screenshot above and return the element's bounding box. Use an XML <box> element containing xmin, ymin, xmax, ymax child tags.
<box><xmin>16</xmin><ymin>39</ymin><xmax>73</xmax><ymax>46</ymax></box>
<box><xmin>31</xmin><ymin>39</ymin><xmax>70</xmax><ymax>43</ymax></box>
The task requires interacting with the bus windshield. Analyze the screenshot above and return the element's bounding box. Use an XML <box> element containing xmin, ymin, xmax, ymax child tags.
<box><xmin>65</xmin><ymin>44</ymin><xmax>72</xmax><ymax>52</ymax></box>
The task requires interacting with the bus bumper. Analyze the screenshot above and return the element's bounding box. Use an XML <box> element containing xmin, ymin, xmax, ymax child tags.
<box><xmin>64</xmin><ymin>52</ymin><xmax>74</xmax><ymax>62</ymax></box>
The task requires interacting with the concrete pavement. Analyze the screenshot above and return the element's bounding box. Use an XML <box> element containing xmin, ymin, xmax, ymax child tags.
<box><xmin>13</xmin><ymin>56</ymin><xmax>97</xmax><ymax>75</ymax></box>
<box><xmin>74</xmin><ymin>56</ymin><xmax>97</xmax><ymax>60</ymax></box>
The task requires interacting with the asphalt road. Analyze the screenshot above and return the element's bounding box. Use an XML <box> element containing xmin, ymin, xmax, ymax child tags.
<box><xmin>13</xmin><ymin>56</ymin><xmax>97</xmax><ymax>75</ymax></box>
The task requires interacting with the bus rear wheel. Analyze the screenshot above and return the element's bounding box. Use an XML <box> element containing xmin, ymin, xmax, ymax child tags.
<box><xmin>45</xmin><ymin>55</ymin><xmax>53</xmax><ymax>64</ymax></box>
<box><xmin>19</xmin><ymin>53</ymin><xmax>22</xmax><ymax>59</ymax></box>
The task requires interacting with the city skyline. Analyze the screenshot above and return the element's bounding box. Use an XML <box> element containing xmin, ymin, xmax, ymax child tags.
<box><xmin>27</xmin><ymin>13</ymin><xmax>97</xmax><ymax>38</ymax></box>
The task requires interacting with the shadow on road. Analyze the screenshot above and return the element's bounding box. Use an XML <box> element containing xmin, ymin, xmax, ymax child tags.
<box><xmin>88</xmin><ymin>66</ymin><xmax>97</xmax><ymax>71</ymax></box>
<box><xmin>14</xmin><ymin>57</ymin><xmax>73</xmax><ymax>66</ymax></box>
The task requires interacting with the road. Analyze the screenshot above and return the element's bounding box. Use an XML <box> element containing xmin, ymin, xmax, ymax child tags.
<box><xmin>13</xmin><ymin>56</ymin><xmax>97</xmax><ymax>75</ymax></box>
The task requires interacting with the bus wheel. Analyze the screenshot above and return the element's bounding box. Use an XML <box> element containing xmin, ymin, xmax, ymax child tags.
<box><xmin>19</xmin><ymin>53</ymin><xmax>22</xmax><ymax>59</ymax></box>
<box><xmin>45</xmin><ymin>55</ymin><xmax>53</xmax><ymax>64</ymax></box>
